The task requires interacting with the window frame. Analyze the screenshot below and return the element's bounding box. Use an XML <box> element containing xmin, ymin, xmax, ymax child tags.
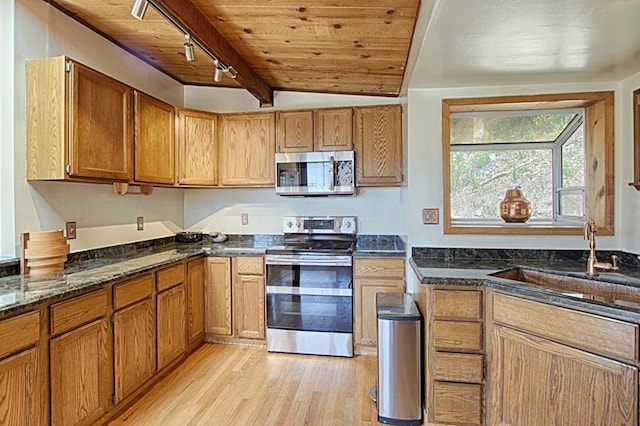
<box><xmin>442</xmin><ymin>92</ymin><xmax>615</xmax><ymax>236</ymax></box>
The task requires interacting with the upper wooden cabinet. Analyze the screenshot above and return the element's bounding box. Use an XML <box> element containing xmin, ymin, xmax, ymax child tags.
<box><xmin>219</xmin><ymin>112</ymin><xmax>275</xmax><ymax>186</ymax></box>
<box><xmin>276</xmin><ymin>110</ymin><xmax>314</xmax><ymax>152</ymax></box>
<box><xmin>355</xmin><ymin>104</ymin><xmax>403</xmax><ymax>186</ymax></box>
<box><xmin>176</xmin><ymin>109</ymin><xmax>218</xmax><ymax>186</ymax></box>
<box><xmin>27</xmin><ymin>56</ymin><xmax>133</xmax><ymax>182</ymax></box>
<box><xmin>314</xmin><ymin>108</ymin><xmax>354</xmax><ymax>151</ymax></box>
<box><xmin>134</xmin><ymin>91</ymin><xmax>176</xmax><ymax>185</ymax></box>
<box><xmin>276</xmin><ymin>107</ymin><xmax>354</xmax><ymax>153</ymax></box>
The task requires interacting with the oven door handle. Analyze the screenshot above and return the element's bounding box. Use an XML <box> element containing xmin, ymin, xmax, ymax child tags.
<box><xmin>266</xmin><ymin>286</ymin><xmax>352</xmax><ymax>296</ymax></box>
<box><xmin>265</xmin><ymin>255</ymin><xmax>352</xmax><ymax>267</ymax></box>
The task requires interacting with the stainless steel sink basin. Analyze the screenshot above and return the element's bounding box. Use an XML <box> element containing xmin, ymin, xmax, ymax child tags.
<box><xmin>492</xmin><ymin>268</ymin><xmax>640</xmax><ymax>305</ymax></box>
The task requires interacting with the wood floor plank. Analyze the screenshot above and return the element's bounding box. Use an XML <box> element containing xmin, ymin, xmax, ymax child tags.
<box><xmin>111</xmin><ymin>344</ymin><xmax>385</xmax><ymax>425</ymax></box>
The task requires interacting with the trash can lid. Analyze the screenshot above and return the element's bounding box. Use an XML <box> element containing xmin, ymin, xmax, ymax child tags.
<box><xmin>376</xmin><ymin>293</ymin><xmax>421</xmax><ymax>321</ymax></box>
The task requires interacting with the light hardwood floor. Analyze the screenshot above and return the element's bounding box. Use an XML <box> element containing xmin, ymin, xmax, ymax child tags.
<box><xmin>111</xmin><ymin>344</ymin><xmax>385</xmax><ymax>425</ymax></box>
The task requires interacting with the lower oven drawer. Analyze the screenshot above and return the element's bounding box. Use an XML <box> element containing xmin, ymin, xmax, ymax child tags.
<box><xmin>266</xmin><ymin>292</ymin><xmax>352</xmax><ymax>333</ymax></box>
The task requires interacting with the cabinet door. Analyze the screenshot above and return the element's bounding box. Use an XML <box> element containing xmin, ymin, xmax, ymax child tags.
<box><xmin>489</xmin><ymin>324</ymin><xmax>637</xmax><ymax>426</ymax></box>
<box><xmin>177</xmin><ymin>109</ymin><xmax>218</xmax><ymax>186</ymax></box>
<box><xmin>219</xmin><ymin>112</ymin><xmax>275</xmax><ymax>186</ymax></box>
<box><xmin>234</xmin><ymin>274</ymin><xmax>265</xmax><ymax>340</ymax></box>
<box><xmin>0</xmin><ymin>348</ymin><xmax>39</xmax><ymax>425</ymax></box>
<box><xmin>113</xmin><ymin>298</ymin><xmax>155</xmax><ymax>403</ymax></box>
<box><xmin>205</xmin><ymin>257</ymin><xmax>232</xmax><ymax>335</ymax></box>
<box><xmin>134</xmin><ymin>91</ymin><xmax>175</xmax><ymax>184</ymax></box>
<box><xmin>314</xmin><ymin>108</ymin><xmax>354</xmax><ymax>151</ymax></box>
<box><xmin>157</xmin><ymin>285</ymin><xmax>186</xmax><ymax>370</ymax></box>
<box><xmin>354</xmin><ymin>279</ymin><xmax>404</xmax><ymax>346</ymax></box>
<box><xmin>355</xmin><ymin>105</ymin><xmax>402</xmax><ymax>186</ymax></box>
<box><xmin>187</xmin><ymin>257</ymin><xmax>206</xmax><ymax>345</ymax></box>
<box><xmin>276</xmin><ymin>110</ymin><xmax>314</xmax><ymax>152</ymax></box>
<box><xmin>69</xmin><ymin>62</ymin><xmax>133</xmax><ymax>180</ymax></box>
<box><xmin>50</xmin><ymin>319</ymin><xmax>109</xmax><ymax>426</ymax></box>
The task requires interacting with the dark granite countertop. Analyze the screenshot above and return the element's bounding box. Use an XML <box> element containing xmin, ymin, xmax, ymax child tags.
<box><xmin>410</xmin><ymin>250</ymin><xmax>640</xmax><ymax>322</ymax></box>
<box><xmin>354</xmin><ymin>235</ymin><xmax>406</xmax><ymax>257</ymax></box>
<box><xmin>0</xmin><ymin>233</ymin><xmax>405</xmax><ymax>317</ymax></box>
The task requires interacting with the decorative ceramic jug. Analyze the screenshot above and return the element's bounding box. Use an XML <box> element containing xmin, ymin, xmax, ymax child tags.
<box><xmin>499</xmin><ymin>186</ymin><xmax>532</xmax><ymax>223</ymax></box>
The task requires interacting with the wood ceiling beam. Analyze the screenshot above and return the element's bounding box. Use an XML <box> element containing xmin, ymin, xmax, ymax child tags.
<box><xmin>151</xmin><ymin>0</ymin><xmax>273</xmax><ymax>107</ymax></box>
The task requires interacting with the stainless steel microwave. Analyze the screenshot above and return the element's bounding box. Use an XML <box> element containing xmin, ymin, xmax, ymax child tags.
<box><xmin>275</xmin><ymin>151</ymin><xmax>356</xmax><ymax>196</ymax></box>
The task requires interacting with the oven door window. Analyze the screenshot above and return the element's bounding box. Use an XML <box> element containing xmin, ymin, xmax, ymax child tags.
<box><xmin>266</xmin><ymin>294</ymin><xmax>352</xmax><ymax>333</ymax></box>
<box><xmin>266</xmin><ymin>264</ymin><xmax>352</xmax><ymax>290</ymax></box>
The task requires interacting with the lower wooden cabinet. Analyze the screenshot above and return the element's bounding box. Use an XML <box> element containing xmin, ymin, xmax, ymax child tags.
<box><xmin>187</xmin><ymin>257</ymin><xmax>206</xmax><ymax>346</ymax></box>
<box><xmin>157</xmin><ymin>284</ymin><xmax>187</xmax><ymax>370</ymax></box>
<box><xmin>415</xmin><ymin>284</ymin><xmax>485</xmax><ymax>426</ymax></box>
<box><xmin>0</xmin><ymin>348</ymin><xmax>39</xmax><ymax>425</ymax></box>
<box><xmin>353</xmin><ymin>257</ymin><xmax>405</xmax><ymax>349</ymax></box>
<box><xmin>488</xmin><ymin>290</ymin><xmax>639</xmax><ymax>426</ymax></box>
<box><xmin>233</xmin><ymin>257</ymin><xmax>265</xmax><ymax>340</ymax></box>
<box><xmin>490</xmin><ymin>324</ymin><xmax>637</xmax><ymax>425</ymax></box>
<box><xmin>205</xmin><ymin>257</ymin><xmax>232</xmax><ymax>336</ymax></box>
<box><xmin>205</xmin><ymin>256</ymin><xmax>265</xmax><ymax>342</ymax></box>
<box><xmin>113</xmin><ymin>298</ymin><xmax>155</xmax><ymax>403</ymax></box>
<box><xmin>50</xmin><ymin>319</ymin><xmax>110</xmax><ymax>426</ymax></box>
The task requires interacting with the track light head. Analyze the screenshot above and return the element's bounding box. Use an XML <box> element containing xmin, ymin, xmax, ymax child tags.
<box><xmin>214</xmin><ymin>66</ymin><xmax>224</xmax><ymax>83</ymax></box>
<box><xmin>131</xmin><ymin>0</ymin><xmax>149</xmax><ymax>20</ymax></box>
<box><xmin>227</xmin><ymin>67</ymin><xmax>238</xmax><ymax>79</ymax></box>
<box><xmin>184</xmin><ymin>34</ymin><xmax>195</xmax><ymax>62</ymax></box>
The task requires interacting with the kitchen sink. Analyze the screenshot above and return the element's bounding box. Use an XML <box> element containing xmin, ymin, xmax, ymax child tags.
<box><xmin>491</xmin><ymin>268</ymin><xmax>640</xmax><ymax>305</ymax></box>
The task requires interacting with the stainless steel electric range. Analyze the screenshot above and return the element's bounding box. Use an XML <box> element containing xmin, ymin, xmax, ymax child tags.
<box><xmin>265</xmin><ymin>216</ymin><xmax>356</xmax><ymax>357</ymax></box>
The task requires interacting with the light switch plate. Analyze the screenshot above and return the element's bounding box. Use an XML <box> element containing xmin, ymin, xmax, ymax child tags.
<box><xmin>66</xmin><ymin>221</ymin><xmax>77</xmax><ymax>239</ymax></box>
<box><xmin>423</xmin><ymin>208</ymin><xmax>439</xmax><ymax>225</ymax></box>
<box><xmin>241</xmin><ymin>213</ymin><xmax>249</xmax><ymax>226</ymax></box>
<box><xmin>137</xmin><ymin>216</ymin><xmax>144</xmax><ymax>231</ymax></box>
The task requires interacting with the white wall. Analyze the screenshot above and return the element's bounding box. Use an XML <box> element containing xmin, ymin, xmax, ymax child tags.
<box><xmin>407</xmin><ymin>81</ymin><xmax>627</xmax><ymax>251</ymax></box>
<box><xmin>619</xmin><ymin>70</ymin><xmax>640</xmax><ymax>254</ymax></box>
<box><xmin>1</xmin><ymin>0</ymin><xmax>15</xmax><ymax>257</ymax></box>
<box><xmin>183</xmin><ymin>87</ymin><xmax>408</xmax><ymax>236</ymax></box>
<box><xmin>13</xmin><ymin>0</ymin><xmax>186</xmax><ymax>253</ymax></box>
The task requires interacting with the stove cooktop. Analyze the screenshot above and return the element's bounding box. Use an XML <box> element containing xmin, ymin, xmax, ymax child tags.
<box><xmin>266</xmin><ymin>240</ymin><xmax>355</xmax><ymax>255</ymax></box>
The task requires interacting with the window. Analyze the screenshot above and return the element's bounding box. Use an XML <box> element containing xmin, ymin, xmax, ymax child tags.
<box><xmin>450</xmin><ymin>109</ymin><xmax>585</xmax><ymax>222</ymax></box>
<box><xmin>442</xmin><ymin>92</ymin><xmax>614</xmax><ymax>236</ymax></box>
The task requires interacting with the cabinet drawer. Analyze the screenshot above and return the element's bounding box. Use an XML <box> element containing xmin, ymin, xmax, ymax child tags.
<box><xmin>434</xmin><ymin>382</ymin><xmax>482</xmax><ymax>425</ymax></box>
<box><xmin>0</xmin><ymin>311</ymin><xmax>40</xmax><ymax>358</ymax></box>
<box><xmin>433</xmin><ymin>290</ymin><xmax>482</xmax><ymax>320</ymax></box>
<box><xmin>434</xmin><ymin>352</ymin><xmax>483</xmax><ymax>383</ymax></box>
<box><xmin>235</xmin><ymin>257</ymin><xmax>264</xmax><ymax>275</ymax></box>
<box><xmin>157</xmin><ymin>263</ymin><xmax>185</xmax><ymax>292</ymax></box>
<box><xmin>114</xmin><ymin>274</ymin><xmax>154</xmax><ymax>310</ymax></box>
<box><xmin>354</xmin><ymin>258</ymin><xmax>405</xmax><ymax>279</ymax></box>
<box><xmin>50</xmin><ymin>289</ymin><xmax>108</xmax><ymax>336</ymax></box>
<box><xmin>434</xmin><ymin>321</ymin><xmax>483</xmax><ymax>352</ymax></box>
<box><xmin>492</xmin><ymin>292</ymin><xmax>639</xmax><ymax>364</ymax></box>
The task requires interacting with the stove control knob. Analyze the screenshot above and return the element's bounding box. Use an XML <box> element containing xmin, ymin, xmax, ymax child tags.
<box><xmin>343</xmin><ymin>219</ymin><xmax>353</xmax><ymax>230</ymax></box>
<box><xmin>286</xmin><ymin>220</ymin><xmax>294</xmax><ymax>229</ymax></box>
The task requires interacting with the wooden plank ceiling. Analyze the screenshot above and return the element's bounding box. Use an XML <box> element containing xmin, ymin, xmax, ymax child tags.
<box><xmin>47</xmin><ymin>0</ymin><xmax>421</xmax><ymax>102</ymax></box>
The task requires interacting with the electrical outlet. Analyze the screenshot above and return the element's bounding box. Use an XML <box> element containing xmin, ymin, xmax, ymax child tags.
<box><xmin>423</xmin><ymin>208</ymin><xmax>439</xmax><ymax>225</ymax></box>
<box><xmin>137</xmin><ymin>216</ymin><xmax>144</xmax><ymax>231</ymax></box>
<box><xmin>241</xmin><ymin>213</ymin><xmax>249</xmax><ymax>226</ymax></box>
<box><xmin>66</xmin><ymin>221</ymin><xmax>77</xmax><ymax>239</ymax></box>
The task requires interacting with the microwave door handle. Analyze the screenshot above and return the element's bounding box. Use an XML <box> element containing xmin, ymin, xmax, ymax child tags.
<box><xmin>329</xmin><ymin>156</ymin><xmax>335</xmax><ymax>190</ymax></box>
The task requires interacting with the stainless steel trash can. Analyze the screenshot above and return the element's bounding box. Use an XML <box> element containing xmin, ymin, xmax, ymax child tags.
<box><xmin>371</xmin><ymin>292</ymin><xmax>422</xmax><ymax>425</ymax></box>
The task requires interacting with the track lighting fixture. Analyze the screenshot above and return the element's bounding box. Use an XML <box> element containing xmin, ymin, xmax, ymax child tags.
<box><xmin>214</xmin><ymin>66</ymin><xmax>224</xmax><ymax>83</ymax></box>
<box><xmin>184</xmin><ymin>34</ymin><xmax>195</xmax><ymax>62</ymax></box>
<box><xmin>130</xmin><ymin>0</ymin><xmax>149</xmax><ymax>20</ymax></box>
<box><xmin>131</xmin><ymin>0</ymin><xmax>239</xmax><ymax>82</ymax></box>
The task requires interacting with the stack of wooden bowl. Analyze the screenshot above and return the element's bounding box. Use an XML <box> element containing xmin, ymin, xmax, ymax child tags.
<box><xmin>22</xmin><ymin>230</ymin><xmax>70</xmax><ymax>275</ymax></box>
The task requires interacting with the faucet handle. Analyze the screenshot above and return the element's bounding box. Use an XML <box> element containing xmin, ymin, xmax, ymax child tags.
<box><xmin>612</xmin><ymin>255</ymin><xmax>619</xmax><ymax>270</ymax></box>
